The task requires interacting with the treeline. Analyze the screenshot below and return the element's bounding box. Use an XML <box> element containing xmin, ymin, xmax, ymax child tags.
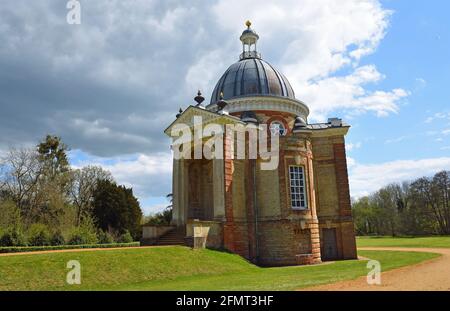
<box><xmin>0</xmin><ymin>135</ymin><xmax>143</xmax><ymax>247</ymax></box>
<box><xmin>352</xmin><ymin>170</ymin><xmax>450</xmax><ymax>236</ymax></box>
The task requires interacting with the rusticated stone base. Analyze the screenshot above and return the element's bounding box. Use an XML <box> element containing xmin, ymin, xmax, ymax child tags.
<box><xmin>296</xmin><ymin>254</ymin><xmax>315</xmax><ymax>265</ymax></box>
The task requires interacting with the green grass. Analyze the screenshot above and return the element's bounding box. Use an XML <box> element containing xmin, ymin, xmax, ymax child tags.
<box><xmin>0</xmin><ymin>242</ymin><xmax>140</xmax><ymax>253</ymax></box>
<box><xmin>357</xmin><ymin>236</ymin><xmax>450</xmax><ymax>248</ymax></box>
<box><xmin>0</xmin><ymin>246</ymin><xmax>439</xmax><ymax>290</ymax></box>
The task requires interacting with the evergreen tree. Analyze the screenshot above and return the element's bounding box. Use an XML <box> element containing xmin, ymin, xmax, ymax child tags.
<box><xmin>92</xmin><ymin>180</ymin><xmax>142</xmax><ymax>239</ymax></box>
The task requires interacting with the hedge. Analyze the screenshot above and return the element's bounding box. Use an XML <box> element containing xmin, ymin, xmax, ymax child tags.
<box><xmin>0</xmin><ymin>242</ymin><xmax>140</xmax><ymax>254</ymax></box>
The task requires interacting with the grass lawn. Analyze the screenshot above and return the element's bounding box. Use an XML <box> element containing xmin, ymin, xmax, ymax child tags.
<box><xmin>357</xmin><ymin>236</ymin><xmax>450</xmax><ymax>248</ymax></box>
<box><xmin>0</xmin><ymin>246</ymin><xmax>439</xmax><ymax>290</ymax></box>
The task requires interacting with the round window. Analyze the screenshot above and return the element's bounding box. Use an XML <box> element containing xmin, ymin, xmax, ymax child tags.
<box><xmin>269</xmin><ymin>121</ymin><xmax>287</xmax><ymax>136</ymax></box>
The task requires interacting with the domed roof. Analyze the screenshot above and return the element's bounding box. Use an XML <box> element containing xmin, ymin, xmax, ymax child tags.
<box><xmin>210</xmin><ymin>58</ymin><xmax>295</xmax><ymax>104</ymax></box>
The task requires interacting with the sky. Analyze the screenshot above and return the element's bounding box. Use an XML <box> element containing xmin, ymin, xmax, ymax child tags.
<box><xmin>0</xmin><ymin>0</ymin><xmax>449</xmax><ymax>215</ymax></box>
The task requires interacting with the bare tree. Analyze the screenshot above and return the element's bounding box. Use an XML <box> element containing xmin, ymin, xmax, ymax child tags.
<box><xmin>0</xmin><ymin>147</ymin><xmax>43</xmax><ymax>217</ymax></box>
<box><xmin>432</xmin><ymin>171</ymin><xmax>450</xmax><ymax>234</ymax></box>
<box><xmin>69</xmin><ymin>166</ymin><xmax>113</xmax><ymax>226</ymax></box>
<box><xmin>410</xmin><ymin>176</ymin><xmax>448</xmax><ymax>235</ymax></box>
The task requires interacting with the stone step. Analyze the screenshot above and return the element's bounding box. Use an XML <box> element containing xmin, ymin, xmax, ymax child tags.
<box><xmin>159</xmin><ymin>239</ymin><xmax>184</xmax><ymax>242</ymax></box>
<box><xmin>159</xmin><ymin>237</ymin><xmax>184</xmax><ymax>241</ymax></box>
<box><xmin>156</xmin><ymin>228</ymin><xmax>186</xmax><ymax>246</ymax></box>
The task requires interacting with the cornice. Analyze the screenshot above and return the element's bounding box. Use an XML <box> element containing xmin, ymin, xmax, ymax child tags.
<box><xmin>207</xmin><ymin>96</ymin><xmax>309</xmax><ymax>119</ymax></box>
<box><xmin>164</xmin><ymin>106</ymin><xmax>243</xmax><ymax>136</ymax></box>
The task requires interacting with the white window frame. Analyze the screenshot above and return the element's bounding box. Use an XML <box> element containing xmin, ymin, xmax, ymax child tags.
<box><xmin>269</xmin><ymin>121</ymin><xmax>287</xmax><ymax>136</ymax></box>
<box><xmin>289</xmin><ymin>165</ymin><xmax>308</xmax><ymax>210</ymax></box>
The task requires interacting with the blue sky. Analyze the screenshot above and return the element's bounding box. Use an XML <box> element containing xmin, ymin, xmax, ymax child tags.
<box><xmin>1</xmin><ymin>0</ymin><xmax>449</xmax><ymax>214</ymax></box>
<box><xmin>349</xmin><ymin>0</ymin><xmax>450</xmax><ymax>162</ymax></box>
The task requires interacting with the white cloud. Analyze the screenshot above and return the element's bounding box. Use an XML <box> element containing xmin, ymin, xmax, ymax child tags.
<box><xmin>208</xmin><ymin>0</ymin><xmax>407</xmax><ymax>121</ymax></box>
<box><xmin>349</xmin><ymin>157</ymin><xmax>450</xmax><ymax>197</ymax></box>
<box><xmin>0</xmin><ymin>1</ymin><xmax>413</xmax><ymax>210</ymax></box>
<box><xmin>425</xmin><ymin>112</ymin><xmax>450</xmax><ymax>123</ymax></box>
<box><xmin>71</xmin><ymin>150</ymin><xmax>175</xmax><ymax>215</ymax></box>
<box><xmin>346</xmin><ymin>142</ymin><xmax>362</xmax><ymax>152</ymax></box>
<box><xmin>385</xmin><ymin>136</ymin><xmax>408</xmax><ymax>144</ymax></box>
<box><xmin>184</xmin><ymin>49</ymin><xmax>230</xmax><ymax>101</ymax></box>
<box><xmin>414</xmin><ymin>78</ymin><xmax>427</xmax><ymax>91</ymax></box>
<box><xmin>0</xmin><ymin>0</ymin><xmax>408</xmax><ymax>156</ymax></box>
<box><xmin>347</xmin><ymin>156</ymin><xmax>357</xmax><ymax>168</ymax></box>
<box><xmin>72</xmin><ymin>151</ymin><xmax>173</xmax><ymax>210</ymax></box>
<box><xmin>297</xmin><ymin>66</ymin><xmax>408</xmax><ymax>121</ymax></box>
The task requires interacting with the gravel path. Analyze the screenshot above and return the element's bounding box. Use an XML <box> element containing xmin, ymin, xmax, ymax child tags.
<box><xmin>305</xmin><ymin>247</ymin><xmax>450</xmax><ymax>291</ymax></box>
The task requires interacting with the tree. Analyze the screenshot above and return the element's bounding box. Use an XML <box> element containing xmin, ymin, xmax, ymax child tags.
<box><xmin>0</xmin><ymin>199</ymin><xmax>21</xmax><ymax>230</ymax></box>
<box><xmin>352</xmin><ymin>196</ymin><xmax>377</xmax><ymax>235</ymax></box>
<box><xmin>92</xmin><ymin>180</ymin><xmax>142</xmax><ymax>239</ymax></box>
<box><xmin>354</xmin><ymin>171</ymin><xmax>450</xmax><ymax>236</ymax></box>
<box><xmin>0</xmin><ymin>147</ymin><xmax>43</xmax><ymax>219</ymax></box>
<box><xmin>432</xmin><ymin>171</ymin><xmax>450</xmax><ymax>234</ymax></box>
<box><xmin>70</xmin><ymin>166</ymin><xmax>113</xmax><ymax>226</ymax></box>
<box><xmin>143</xmin><ymin>194</ymin><xmax>173</xmax><ymax>226</ymax></box>
<box><xmin>0</xmin><ymin>136</ymin><xmax>73</xmax><ymax>228</ymax></box>
<box><xmin>35</xmin><ymin>135</ymin><xmax>72</xmax><ymax>227</ymax></box>
<box><xmin>166</xmin><ymin>193</ymin><xmax>173</xmax><ymax>209</ymax></box>
<box><xmin>144</xmin><ymin>208</ymin><xmax>172</xmax><ymax>226</ymax></box>
<box><xmin>37</xmin><ymin>135</ymin><xmax>70</xmax><ymax>180</ymax></box>
<box><xmin>410</xmin><ymin>176</ymin><xmax>446</xmax><ymax>235</ymax></box>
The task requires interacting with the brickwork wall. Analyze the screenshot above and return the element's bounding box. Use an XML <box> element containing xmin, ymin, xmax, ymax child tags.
<box><xmin>312</xmin><ymin>135</ymin><xmax>357</xmax><ymax>260</ymax></box>
<box><xmin>245</xmin><ymin>158</ymin><xmax>257</xmax><ymax>262</ymax></box>
<box><xmin>333</xmin><ymin>143</ymin><xmax>353</xmax><ymax>218</ymax></box>
<box><xmin>181</xmin><ymin>111</ymin><xmax>356</xmax><ymax>265</ymax></box>
<box><xmin>205</xmin><ymin>222</ymin><xmax>224</xmax><ymax>249</ymax></box>
<box><xmin>257</xmin><ymin>220</ymin><xmax>312</xmax><ymax>266</ymax></box>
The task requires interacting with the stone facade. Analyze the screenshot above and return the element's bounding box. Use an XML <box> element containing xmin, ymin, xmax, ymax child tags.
<box><xmin>163</xmin><ymin>105</ymin><xmax>357</xmax><ymax>266</ymax></box>
<box><xmin>162</xmin><ymin>22</ymin><xmax>357</xmax><ymax>266</ymax></box>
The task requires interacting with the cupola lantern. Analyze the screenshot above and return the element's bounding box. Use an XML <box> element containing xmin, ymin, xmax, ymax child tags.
<box><xmin>239</xmin><ymin>20</ymin><xmax>260</xmax><ymax>60</ymax></box>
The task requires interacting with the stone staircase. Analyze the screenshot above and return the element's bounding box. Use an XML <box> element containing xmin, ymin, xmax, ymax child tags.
<box><xmin>156</xmin><ymin>227</ymin><xmax>186</xmax><ymax>246</ymax></box>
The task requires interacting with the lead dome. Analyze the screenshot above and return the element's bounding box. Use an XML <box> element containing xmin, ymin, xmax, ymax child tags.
<box><xmin>210</xmin><ymin>21</ymin><xmax>296</xmax><ymax>105</ymax></box>
<box><xmin>210</xmin><ymin>58</ymin><xmax>295</xmax><ymax>104</ymax></box>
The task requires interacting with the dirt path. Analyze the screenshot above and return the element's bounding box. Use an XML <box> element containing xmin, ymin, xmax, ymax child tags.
<box><xmin>305</xmin><ymin>247</ymin><xmax>450</xmax><ymax>291</ymax></box>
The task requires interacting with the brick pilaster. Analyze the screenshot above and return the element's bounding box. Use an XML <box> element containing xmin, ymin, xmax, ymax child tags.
<box><xmin>333</xmin><ymin>143</ymin><xmax>352</xmax><ymax>217</ymax></box>
<box><xmin>223</xmin><ymin>131</ymin><xmax>235</xmax><ymax>252</ymax></box>
<box><xmin>333</xmin><ymin>142</ymin><xmax>357</xmax><ymax>259</ymax></box>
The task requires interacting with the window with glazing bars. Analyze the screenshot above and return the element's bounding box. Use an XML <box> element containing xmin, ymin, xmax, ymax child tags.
<box><xmin>289</xmin><ymin>166</ymin><xmax>307</xmax><ymax>209</ymax></box>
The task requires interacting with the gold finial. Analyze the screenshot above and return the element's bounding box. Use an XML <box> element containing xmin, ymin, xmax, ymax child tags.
<box><xmin>245</xmin><ymin>20</ymin><xmax>252</xmax><ymax>28</ymax></box>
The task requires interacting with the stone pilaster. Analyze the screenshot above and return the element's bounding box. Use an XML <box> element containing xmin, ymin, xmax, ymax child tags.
<box><xmin>212</xmin><ymin>159</ymin><xmax>226</xmax><ymax>220</ymax></box>
<box><xmin>171</xmin><ymin>158</ymin><xmax>180</xmax><ymax>226</ymax></box>
<box><xmin>171</xmin><ymin>158</ymin><xmax>187</xmax><ymax>227</ymax></box>
<box><xmin>306</xmin><ymin>146</ymin><xmax>322</xmax><ymax>264</ymax></box>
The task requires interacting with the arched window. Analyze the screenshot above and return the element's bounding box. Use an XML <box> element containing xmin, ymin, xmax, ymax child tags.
<box><xmin>269</xmin><ymin>121</ymin><xmax>287</xmax><ymax>136</ymax></box>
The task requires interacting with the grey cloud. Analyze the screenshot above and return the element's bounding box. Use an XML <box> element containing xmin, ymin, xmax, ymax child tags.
<box><xmin>0</xmin><ymin>0</ymin><xmax>235</xmax><ymax>156</ymax></box>
<box><xmin>0</xmin><ymin>0</ymin><xmax>401</xmax><ymax>158</ymax></box>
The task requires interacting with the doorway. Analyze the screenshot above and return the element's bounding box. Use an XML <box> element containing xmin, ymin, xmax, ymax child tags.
<box><xmin>321</xmin><ymin>228</ymin><xmax>338</xmax><ymax>261</ymax></box>
<box><xmin>187</xmin><ymin>160</ymin><xmax>214</xmax><ymax>220</ymax></box>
